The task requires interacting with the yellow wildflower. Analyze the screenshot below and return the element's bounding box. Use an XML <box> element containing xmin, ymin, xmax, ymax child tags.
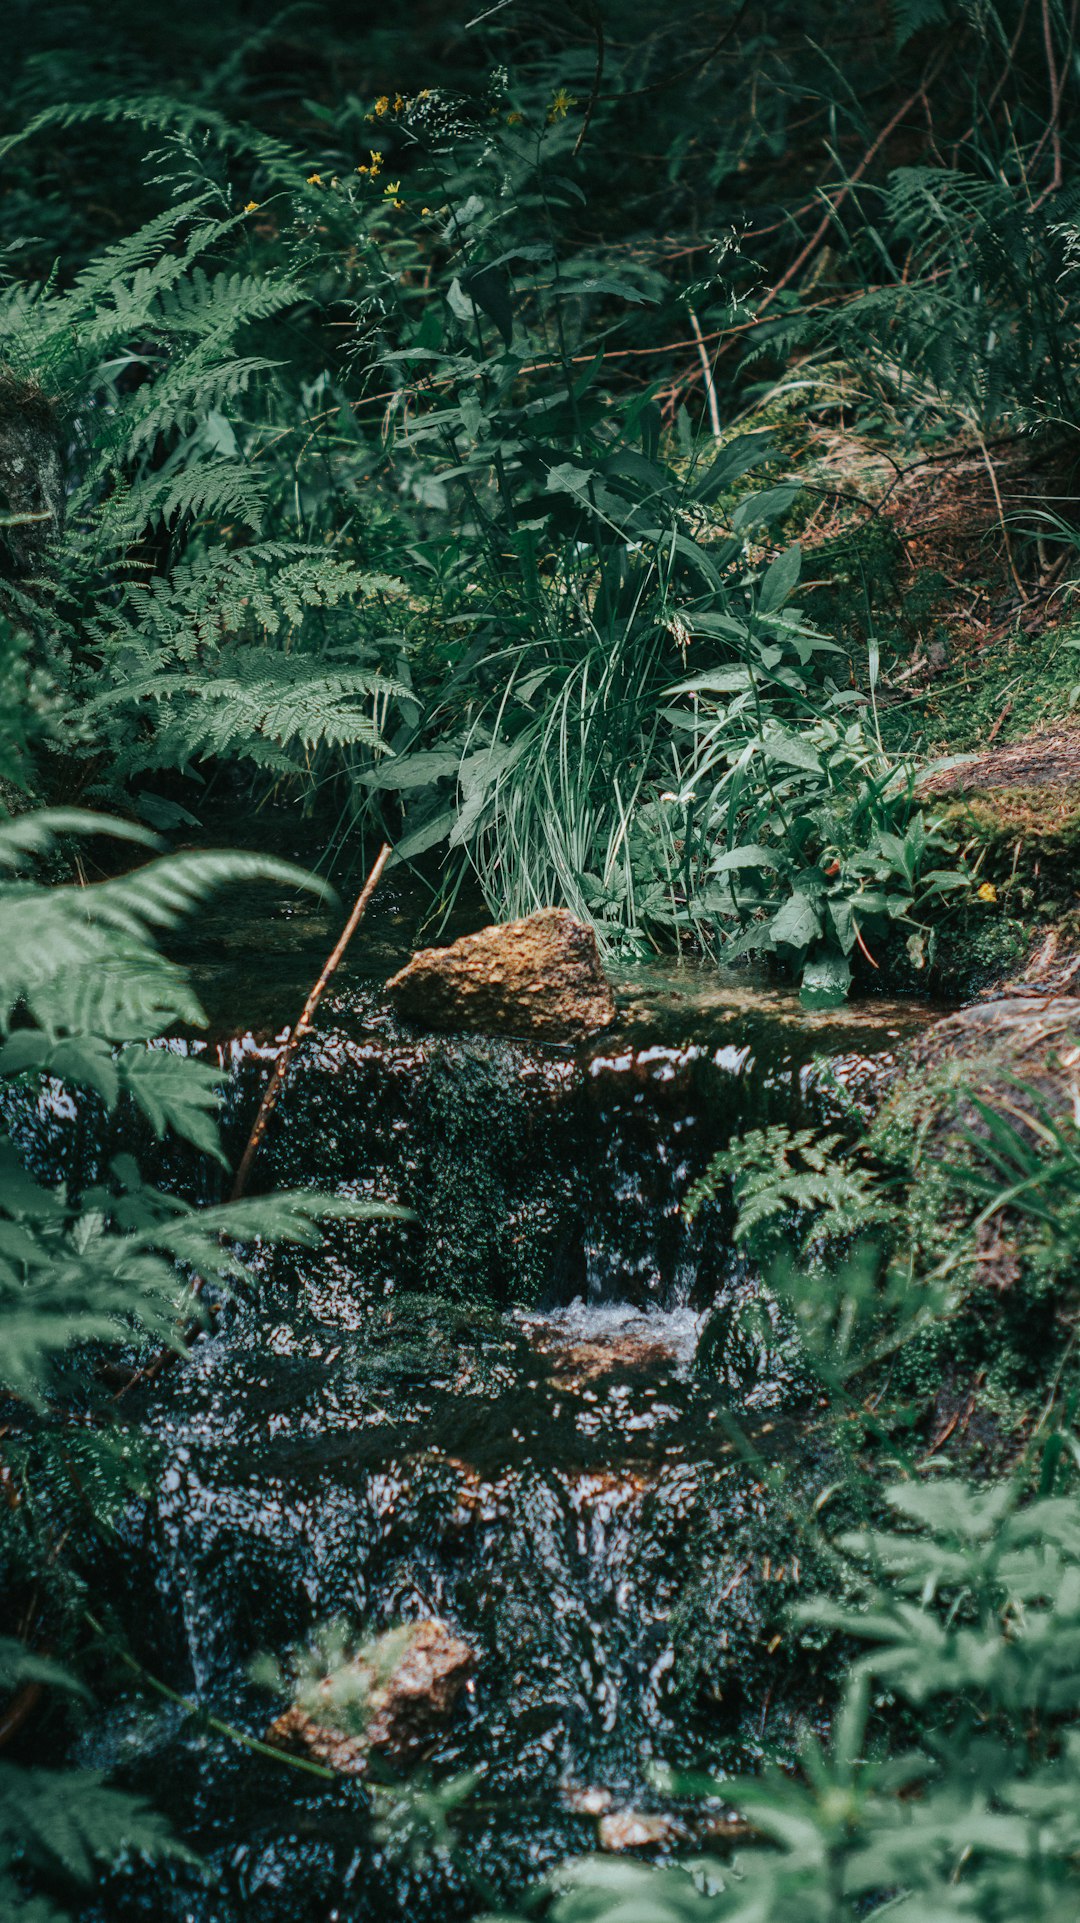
<box><xmin>394</xmin><ymin>94</ymin><xmax>405</xmax><ymax>113</ymax></box>
<box><xmin>506</xmin><ymin>110</ymin><xmax>524</xmax><ymax>125</ymax></box>
<box><xmin>243</xmin><ymin>199</ymin><xmax>259</xmax><ymax>213</ymax></box>
<box><xmin>547</xmin><ymin>86</ymin><xmax>577</xmax><ymax>123</ymax></box>
<box><xmin>374</xmin><ymin>95</ymin><xmax>390</xmax><ymax>117</ymax></box>
<box><xmin>977</xmin><ymin>881</ymin><xmax>998</xmax><ymax>903</ymax></box>
<box><xmin>393</xmin><ymin>198</ymin><xmax>406</xmax><ymax>211</ymax></box>
<box><xmin>384</xmin><ymin>180</ymin><xmax>401</xmax><ymax>197</ymax></box>
<box><xmin>369</xmin><ymin>150</ymin><xmax>383</xmax><ymax>174</ymax></box>
<box><xmin>306</xmin><ymin>172</ymin><xmax>322</xmax><ymax>186</ymax></box>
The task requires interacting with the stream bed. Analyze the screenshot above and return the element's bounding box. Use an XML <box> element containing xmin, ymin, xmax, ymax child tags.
<box><xmin>17</xmin><ymin>957</ymin><xmax>937</xmax><ymax>1920</ymax></box>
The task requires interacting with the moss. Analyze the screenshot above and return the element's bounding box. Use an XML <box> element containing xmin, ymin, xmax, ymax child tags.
<box><xmin>926</xmin><ymin>911</ymin><xmax>1033</xmax><ymax>998</ymax></box>
<box><xmin>939</xmin><ymin>780</ymin><xmax>1080</xmax><ymax>866</ymax></box>
<box><xmin>861</xmin><ymin>1009</ymin><xmax>1080</xmax><ymax>1419</ymax></box>
<box><xmin>904</xmin><ymin>620</ymin><xmax>1080</xmax><ymax>756</ymax></box>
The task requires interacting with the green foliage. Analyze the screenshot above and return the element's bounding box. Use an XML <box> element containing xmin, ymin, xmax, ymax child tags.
<box><xmin>0</xmin><ymin>1641</ymin><xmax>186</xmax><ymax>1918</ymax></box>
<box><xmin>487</xmin><ymin>1478</ymin><xmax>1080</xmax><ymax>1923</ymax></box>
<box><xmin>0</xmin><ymin>809</ymin><xmax>410</xmax><ymax>1911</ymax></box>
<box><xmin>945</xmin><ymin>1085</ymin><xmax>1080</xmax><ymax>1284</ymax></box>
<box><xmin>684</xmin><ymin>1125</ymin><xmax>895</xmax><ymax>1260</ymax></box>
<box><xmin>0</xmin><ymin>179</ymin><xmax>414</xmax><ymax>794</ymax></box>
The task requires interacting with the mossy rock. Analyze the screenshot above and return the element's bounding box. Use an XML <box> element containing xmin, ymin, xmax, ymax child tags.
<box><xmin>868</xmin><ymin>997</ymin><xmax>1080</xmax><ymax>1411</ymax></box>
<box><xmin>916</xmin><ymin>728</ymin><xmax>1080</xmax><ymax>990</ymax></box>
<box><xmin>920</xmin><ymin>727</ymin><xmax>1080</xmax><ymax>883</ymax></box>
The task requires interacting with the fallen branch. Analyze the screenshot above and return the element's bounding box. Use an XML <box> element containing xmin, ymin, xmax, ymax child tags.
<box><xmin>231</xmin><ymin>842</ymin><xmax>392</xmax><ymax>1200</ymax></box>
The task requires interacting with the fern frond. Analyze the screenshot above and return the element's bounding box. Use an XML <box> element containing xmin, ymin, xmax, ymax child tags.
<box><xmin>0</xmin><ymin>1761</ymin><xmax>186</xmax><ymax>1884</ymax></box>
<box><xmin>0</xmin><ymin>837</ymin><xmax>332</xmax><ymax>1036</ymax></box>
<box><xmin>87</xmin><ymin>651</ymin><xmax>408</xmax><ymax>770</ymax></box>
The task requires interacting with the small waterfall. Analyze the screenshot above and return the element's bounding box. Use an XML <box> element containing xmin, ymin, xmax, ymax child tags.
<box><xmin>25</xmin><ymin>964</ymin><xmax>930</xmax><ymax>1920</ymax></box>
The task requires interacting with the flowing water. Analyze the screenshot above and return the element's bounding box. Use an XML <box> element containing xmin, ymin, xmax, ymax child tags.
<box><xmin>10</xmin><ymin>941</ymin><xmax>937</xmax><ymax>1920</ymax></box>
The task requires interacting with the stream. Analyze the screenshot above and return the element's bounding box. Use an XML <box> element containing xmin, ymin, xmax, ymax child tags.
<box><xmin>11</xmin><ymin>932</ymin><xmax>936</xmax><ymax>1921</ymax></box>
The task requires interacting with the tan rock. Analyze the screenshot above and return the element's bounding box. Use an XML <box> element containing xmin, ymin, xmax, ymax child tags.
<box><xmin>598</xmin><ymin>1811</ymin><xmax>680</xmax><ymax>1851</ymax></box>
<box><xmin>266</xmin><ymin>1619</ymin><xmax>476</xmax><ymax>1774</ymax></box>
<box><xmin>385</xmin><ymin>908</ymin><xmax>616</xmax><ymax>1041</ymax></box>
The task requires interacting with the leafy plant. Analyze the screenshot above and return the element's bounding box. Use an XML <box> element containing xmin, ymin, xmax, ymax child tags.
<box><xmin>685</xmin><ymin>1125</ymin><xmax>895</xmax><ymax>1260</ymax></box>
<box><xmin>0</xmin><ymin>809</ymin><xmax>409</xmax><ymax>1913</ymax></box>
<box><xmin>489</xmin><ymin>1476</ymin><xmax>1080</xmax><ymax>1923</ymax></box>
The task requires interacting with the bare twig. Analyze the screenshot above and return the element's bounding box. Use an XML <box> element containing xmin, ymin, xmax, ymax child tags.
<box><xmin>975</xmin><ymin>430</ymin><xmax>1029</xmax><ymax>604</ymax></box>
<box><xmin>688</xmin><ymin>309</ymin><xmax>722</xmax><ymax>440</ymax></box>
<box><xmin>572</xmin><ymin>4</ymin><xmax>605</xmax><ymax>158</ymax></box>
<box><xmin>231</xmin><ymin>842</ymin><xmax>392</xmax><ymax>1200</ymax></box>
<box><xmin>754</xmin><ymin>64</ymin><xmax>945</xmax><ymax>322</ymax></box>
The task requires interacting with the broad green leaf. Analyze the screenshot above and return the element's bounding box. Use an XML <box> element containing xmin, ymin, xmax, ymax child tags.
<box><xmin>770</xmin><ymin>892</ymin><xmax>823</xmax><ymax>952</ymax></box>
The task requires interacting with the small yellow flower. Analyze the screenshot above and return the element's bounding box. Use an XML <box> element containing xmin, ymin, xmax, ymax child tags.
<box><xmin>243</xmin><ymin>199</ymin><xmax>259</xmax><ymax>213</ymax></box>
<box><xmin>506</xmin><ymin>110</ymin><xmax>524</xmax><ymax>125</ymax></box>
<box><xmin>369</xmin><ymin>150</ymin><xmax>383</xmax><ymax>174</ymax></box>
<box><xmin>356</xmin><ymin>163</ymin><xmax>369</xmax><ymax>175</ymax></box>
<box><xmin>417</xmin><ymin>88</ymin><xmax>431</xmax><ymax>99</ymax></box>
<box><xmin>374</xmin><ymin>95</ymin><xmax>390</xmax><ymax>117</ymax></box>
<box><xmin>306</xmin><ymin>172</ymin><xmax>322</xmax><ymax>186</ymax></box>
<box><xmin>547</xmin><ymin>86</ymin><xmax>577</xmax><ymax>123</ymax></box>
<box><xmin>394</xmin><ymin>94</ymin><xmax>405</xmax><ymax>113</ymax></box>
<box><xmin>392</xmin><ymin>198</ymin><xmax>406</xmax><ymax>211</ymax></box>
<box><xmin>977</xmin><ymin>881</ymin><xmax>998</xmax><ymax>902</ymax></box>
<box><xmin>421</xmin><ymin>206</ymin><xmax>432</xmax><ymax>216</ymax></box>
<box><xmin>384</xmin><ymin>180</ymin><xmax>401</xmax><ymax>197</ymax></box>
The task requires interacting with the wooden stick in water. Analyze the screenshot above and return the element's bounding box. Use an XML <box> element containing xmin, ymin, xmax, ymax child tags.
<box><xmin>230</xmin><ymin>842</ymin><xmax>392</xmax><ymax>1201</ymax></box>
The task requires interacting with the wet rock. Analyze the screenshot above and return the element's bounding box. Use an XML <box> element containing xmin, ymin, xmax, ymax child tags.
<box><xmin>265</xmin><ymin>1703</ymin><xmax>369</xmax><ymax>1777</ymax></box>
<box><xmin>598</xmin><ymin>1810</ymin><xmax>681</xmax><ymax>1851</ymax></box>
<box><xmin>534</xmin><ymin>1328</ymin><xmax>678</xmax><ymax>1389</ymax></box>
<box><xmin>267</xmin><ymin>1620</ymin><xmax>476</xmax><ymax>1773</ymax></box>
<box><xmin>385</xmin><ymin>908</ymin><xmax>617</xmax><ymax>1041</ymax></box>
<box><xmin>563</xmin><ymin>1785</ymin><xmax>615</xmax><ymax>1816</ymax></box>
<box><xmin>0</xmin><ymin>372</ymin><xmax>64</xmax><ymax>577</ymax></box>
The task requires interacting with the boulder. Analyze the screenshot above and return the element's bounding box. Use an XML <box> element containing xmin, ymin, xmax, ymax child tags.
<box><xmin>385</xmin><ymin>907</ymin><xmax>617</xmax><ymax>1041</ymax></box>
<box><xmin>917</xmin><ymin>727</ymin><xmax>1080</xmax><ymax>896</ymax></box>
<box><xmin>918</xmin><ymin>727</ymin><xmax>1080</xmax><ymax>799</ymax></box>
<box><xmin>266</xmin><ymin>1619</ymin><xmax>475</xmax><ymax>1775</ymax></box>
<box><xmin>917</xmin><ymin>729</ymin><xmax>1080</xmax><ymax>995</ymax></box>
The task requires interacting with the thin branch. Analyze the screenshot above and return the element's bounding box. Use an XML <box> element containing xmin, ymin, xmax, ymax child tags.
<box><xmin>231</xmin><ymin>842</ymin><xmax>392</xmax><ymax>1200</ymax></box>
<box><xmin>688</xmin><ymin>309</ymin><xmax>722</xmax><ymax>439</ymax></box>
<box><xmin>975</xmin><ymin>429</ymin><xmax>1029</xmax><ymax>605</ymax></box>
<box><xmin>755</xmin><ymin>61</ymin><xmax>946</xmax><ymax>322</ymax></box>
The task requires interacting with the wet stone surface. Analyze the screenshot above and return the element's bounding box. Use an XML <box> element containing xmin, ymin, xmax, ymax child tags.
<box><xmin>4</xmin><ymin>960</ymin><xmax>941</xmax><ymax>1921</ymax></box>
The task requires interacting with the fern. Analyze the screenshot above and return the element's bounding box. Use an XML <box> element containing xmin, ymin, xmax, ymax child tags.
<box><xmin>0</xmin><ymin>1760</ymin><xmax>187</xmax><ymax>1905</ymax></box>
<box><xmin>86</xmin><ymin>649</ymin><xmax>408</xmax><ymax>773</ymax></box>
<box><xmin>0</xmin><ymin>808</ymin><xmax>412</xmax><ymax>1909</ymax></box>
<box><xmin>685</xmin><ymin>1124</ymin><xmax>895</xmax><ymax>1259</ymax></box>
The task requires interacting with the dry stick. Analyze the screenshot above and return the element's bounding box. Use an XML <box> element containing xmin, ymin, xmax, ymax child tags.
<box><xmin>572</xmin><ymin>3</ymin><xmax>605</xmax><ymax>159</ymax></box>
<box><xmin>688</xmin><ymin>309</ymin><xmax>722</xmax><ymax>440</ymax></box>
<box><xmin>231</xmin><ymin>842</ymin><xmax>392</xmax><ymax>1202</ymax></box>
<box><xmin>753</xmin><ymin>67</ymin><xmax>945</xmax><ymax>325</ymax></box>
<box><xmin>975</xmin><ymin>430</ymin><xmax>1029</xmax><ymax>605</ymax></box>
